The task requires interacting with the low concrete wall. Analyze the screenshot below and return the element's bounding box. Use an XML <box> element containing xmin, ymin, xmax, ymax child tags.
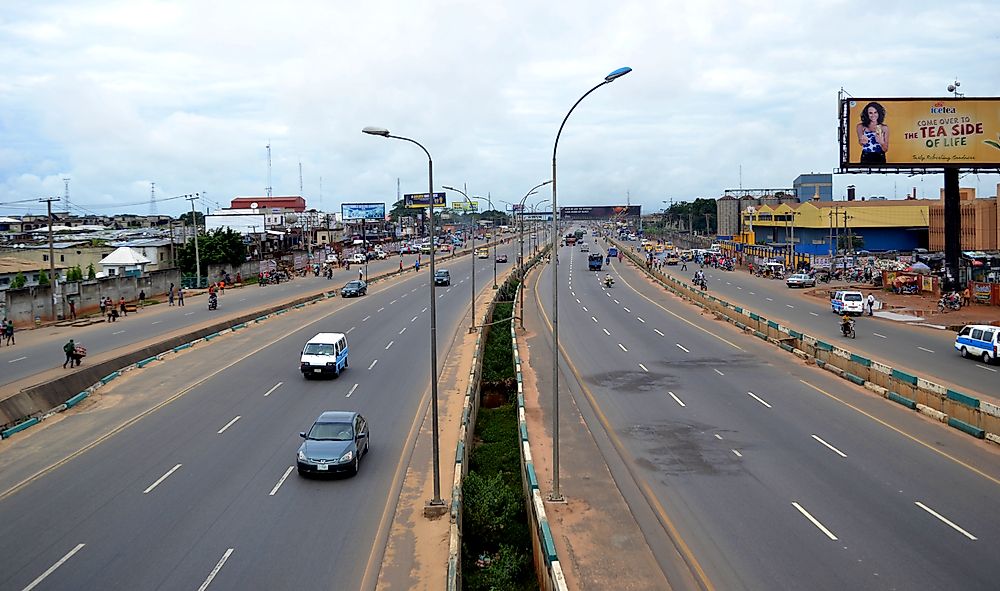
<box><xmin>611</xmin><ymin>237</ymin><xmax>999</xmax><ymax>445</ymax></box>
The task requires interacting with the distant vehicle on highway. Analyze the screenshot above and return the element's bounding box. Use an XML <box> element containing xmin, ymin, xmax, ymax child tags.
<box><xmin>477</xmin><ymin>248</ymin><xmax>490</xmax><ymax>259</ymax></box>
<box><xmin>786</xmin><ymin>273</ymin><xmax>816</xmax><ymax>288</ymax></box>
<box><xmin>300</xmin><ymin>332</ymin><xmax>349</xmax><ymax>378</ymax></box>
<box><xmin>346</xmin><ymin>253</ymin><xmax>366</xmax><ymax>265</ymax></box>
<box><xmin>297</xmin><ymin>411</ymin><xmax>369</xmax><ymax>476</ymax></box>
<box><xmin>340</xmin><ymin>280</ymin><xmax>367</xmax><ymax>297</ymax></box>
<box><xmin>434</xmin><ymin>269</ymin><xmax>451</xmax><ymax>286</ymax></box>
<box><xmin>579</xmin><ymin>243</ymin><xmax>589</xmax><ymax>252</ymax></box>
<box><xmin>495</xmin><ymin>253</ymin><xmax>508</xmax><ymax>263</ymax></box>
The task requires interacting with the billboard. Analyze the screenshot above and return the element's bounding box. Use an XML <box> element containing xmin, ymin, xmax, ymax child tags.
<box><xmin>205</xmin><ymin>213</ymin><xmax>266</xmax><ymax>234</ymax></box>
<box><xmin>451</xmin><ymin>200</ymin><xmax>480</xmax><ymax>212</ymax></box>
<box><xmin>559</xmin><ymin>205</ymin><xmax>642</xmax><ymax>219</ymax></box>
<box><xmin>404</xmin><ymin>192</ymin><xmax>446</xmax><ymax>208</ymax></box>
<box><xmin>840</xmin><ymin>98</ymin><xmax>1000</xmax><ymax>168</ymax></box>
<box><xmin>341</xmin><ymin>202</ymin><xmax>386</xmax><ymax>220</ymax></box>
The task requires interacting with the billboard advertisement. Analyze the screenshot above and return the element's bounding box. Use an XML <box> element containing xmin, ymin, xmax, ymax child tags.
<box><xmin>341</xmin><ymin>202</ymin><xmax>386</xmax><ymax>220</ymax></box>
<box><xmin>840</xmin><ymin>98</ymin><xmax>1000</xmax><ymax>168</ymax></box>
<box><xmin>451</xmin><ymin>200</ymin><xmax>480</xmax><ymax>211</ymax></box>
<box><xmin>404</xmin><ymin>192</ymin><xmax>446</xmax><ymax>208</ymax></box>
<box><xmin>559</xmin><ymin>205</ymin><xmax>642</xmax><ymax>219</ymax></box>
<box><xmin>205</xmin><ymin>213</ymin><xmax>266</xmax><ymax>234</ymax></box>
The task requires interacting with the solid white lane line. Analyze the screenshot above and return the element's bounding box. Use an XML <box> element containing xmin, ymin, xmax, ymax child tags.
<box><xmin>918</xmin><ymin>346</ymin><xmax>935</xmax><ymax>353</ymax></box>
<box><xmin>385</xmin><ymin>341</ymin><xmax>394</xmax><ymax>350</ymax></box>
<box><xmin>915</xmin><ymin>502</ymin><xmax>977</xmax><ymax>540</ymax></box>
<box><xmin>714</xmin><ymin>369</ymin><xmax>724</xmax><ymax>376</ymax></box>
<box><xmin>269</xmin><ymin>466</ymin><xmax>294</xmax><ymax>496</ymax></box>
<box><xmin>731</xmin><ymin>449</ymin><xmax>743</xmax><ymax>458</ymax></box>
<box><xmin>668</xmin><ymin>391</ymin><xmax>686</xmax><ymax>407</ymax></box>
<box><xmin>197</xmin><ymin>548</ymin><xmax>235</xmax><ymax>591</ymax></box>
<box><xmin>618</xmin><ymin>343</ymin><xmax>628</xmax><ymax>352</ymax></box>
<box><xmin>592</xmin><ymin>316</ymin><xmax>598</xmax><ymax>323</ymax></box>
<box><xmin>113</xmin><ymin>330</ymin><xmax>125</xmax><ymax>335</ymax></box>
<box><xmin>811</xmin><ymin>435</ymin><xmax>847</xmax><ymax>458</ymax></box>
<box><xmin>411</xmin><ymin>316</ymin><xmax>419</xmax><ymax>322</ymax></box>
<box><xmin>639</xmin><ymin>363</ymin><xmax>648</xmax><ymax>372</ymax></box>
<box><xmin>747</xmin><ymin>391</ymin><xmax>772</xmax><ymax>408</ymax></box>
<box><xmin>809</xmin><ymin>312</ymin><xmax>819</xmax><ymax>317</ymax></box>
<box><xmin>792</xmin><ymin>502</ymin><xmax>838</xmax><ymax>540</ymax></box>
<box><xmin>347</xmin><ymin>383</ymin><xmax>359</xmax><ymax>398</ymax></box>
<box><xmin>362</xmin><ymin>315</ymin><xmax>371</xmax><ymax>322</ymax></box>
<box><xmin>873</xmin><ymin>332</ymin><xmax>887</xmax><ymax>339</ymax></box>
<box><xmin>347</xmin><ymin>327</ymin><xmax>356</xmax><ymax>334</ymax></box>
<box><xmin>714</xmin><ymin>433</ymin><xmax>723</xmax><ymax>440</ymax></box>
<box><xmin>8</xmin><ymin>356</ymin><xmax>27</xmax><ymax>363</ymax></box>
<box><xmin>217</xmin><ymin>416</ymin><xmax>241</xmax><ymax>434</ymax></box>
<box><xmin>977</xmin><ymin>365</ymin><xmax>998</xmax><ymax>373</ymax></box>
<box><xmin>637</xmin><ymin>316</ymin><xmax>645</xmax><ymax>323</ymax></box>
<box><xmin>654</xmin><ymin>329</ymin><xmax>665</xmax><ymax>337</ymax></box>
<box><xmin>676</xmin><ymin>343</ymin><xmax>690</xmax><ymax>353</ymax></box>
<box><xmin>21</xmin><ymin>543</ymin><xmax>86</xmax><ymax>591</ymax></box>
<box><xmin>368</xmin><ymin>359</ymin><xmax>378</xmax><ymax>370</ymax></box>
<box><xmin>399</xmin><ymin>327</ymin><xmax>407</xmax><ymax>335</ymax></box>
<box><xmin>143</xmin><ymin>464</ymin><xmax>182</xmax><ymax>494</ymax></box>
<box><xmin>623</xmin><ymin>307</ymin><xmax>631</xmax><ymax>313</ymax></box>
<box><xmin>603</xmin><ymin>328</ymin><xmax>611</xmax><ymax>336</ymax></box>
<box><xmin>263</xmin><ymin>382</ymin><xmax>283</xmax><ymax>397</ymax></box>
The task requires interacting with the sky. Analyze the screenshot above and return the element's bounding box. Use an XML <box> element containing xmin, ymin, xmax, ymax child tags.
<box><xmin>1</xmin><ymin>0</ymin><xmax>999</xmax><ymax>219</ymax></box>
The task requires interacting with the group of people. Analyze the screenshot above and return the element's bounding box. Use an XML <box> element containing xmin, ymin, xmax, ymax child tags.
<box><xmin>0</xmin><ymin>320</ymin><xmax>15</xmax><ymax>346</ymax></box>
<box><xmin>99</xmin><ymin>293</ymin><xmax>143</xmax><ymax>322</ymax></box>
<box><xmin>168</xmin><ymin>283</ymin><xmax>185</xmax><ymax>305</ymax></box>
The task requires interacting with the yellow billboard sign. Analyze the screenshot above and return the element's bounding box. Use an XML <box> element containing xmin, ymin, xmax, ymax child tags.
<box><xmin>841</xmin><ymin>98</ymin><xmax>1000</xmax><ymax>168</ymax></box>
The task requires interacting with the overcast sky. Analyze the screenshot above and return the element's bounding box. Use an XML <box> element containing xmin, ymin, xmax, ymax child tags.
<box><xmin>2</xmin><ymin>0</ymin><xmax>998</xmax><ymax>219</ymax></box>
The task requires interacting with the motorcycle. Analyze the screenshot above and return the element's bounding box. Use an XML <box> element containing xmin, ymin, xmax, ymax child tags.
<box><xmin>937</xmin><ymin>292</ymin><xmax>961</xmax><ymax>312</ymax></box>
<box><xmin>208</xmin><ymin>292</ymin><xmax>218</xmax><ymax>311</ymax></box>
<box><xmin>603</xmin><ymin>277</ymin><xmax>615</xmax><ymax>288</ymax></box>
<box><xmin>840</xmin><ymin>318</ymin><xmax>856</xmax><ymax>339</ymax></box>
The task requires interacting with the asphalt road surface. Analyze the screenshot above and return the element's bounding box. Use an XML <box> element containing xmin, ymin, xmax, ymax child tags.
<box><xmin>0</xmin><ymin>240</ymin><xmax>529</xmax><ymax>591</ymax></box>
<box><xmin>531</xmin><ymin>242</ymin><xmax>1000</xmax><ymax>590</ymax></box>
<box><xmin>627</xmin><ymin>242</ymin><xmax>999</xmax><ymax>397</ymax></box>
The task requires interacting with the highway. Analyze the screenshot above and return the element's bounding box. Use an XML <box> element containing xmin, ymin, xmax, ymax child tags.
<box><xmin>0</xmin><ymin>250</ymin><xmax>483</xmax><ymax>392</ymax></box>
<box><xmin>0</xmin><ymin>239</ymin><xmax>528</xmax><ymax>591</ymax></box>
<box><xmin>529</xmin><ymin>240</ymin><xmax>1000</xmax><ymax>590</ymax></box>
<box><xmin>641</xmin><ymin>245</ymin><xmax>998</xmax><ymax>396</ymax></box>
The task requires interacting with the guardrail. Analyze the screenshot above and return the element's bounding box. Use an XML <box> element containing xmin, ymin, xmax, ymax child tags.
<box><xmin>446</xmin><ymin>245</ymin><xmax>557</xmax><ymax>591</ymax></box>
<box><xmin>611</xmin><ymin>238</ymin><xmax>1000</xmax><ymax>446</ymax></box>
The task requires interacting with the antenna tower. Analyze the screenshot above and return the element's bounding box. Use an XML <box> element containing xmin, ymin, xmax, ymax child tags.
<box><xmin>298</xmin><ymin>161</ymin><xmax>304</xmax><ymax>195</ymax></box>
<box><xmin>150</xmin><ymin>182</ymin><xmax>158</xmax><ymax>215</ymax></box>
<box><xmin>265</xmin><ymin>142</ymin><xmax>273</xmax><ymax>197</ymax></box>
<box><xmin>62</xmin><ymin>178</ymin><xmax>71</xmax><ymax>211</ymax></box>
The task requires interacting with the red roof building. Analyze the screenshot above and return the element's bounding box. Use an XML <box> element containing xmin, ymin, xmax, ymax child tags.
<box><xmin>230</xmin><ymin>196</ymin><xmax>306</xmax><ymax>212</ymax></box>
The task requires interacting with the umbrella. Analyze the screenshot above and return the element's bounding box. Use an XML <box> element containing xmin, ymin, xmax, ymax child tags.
<box><xmin>908</xmin><ymin>262</ymin><xmax>931</xmax><ymax>274</ymax></box>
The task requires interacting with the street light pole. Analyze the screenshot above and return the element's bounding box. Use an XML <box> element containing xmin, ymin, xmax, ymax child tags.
<box><xmin>187</xmin><ymin>194</ymin><xmax>201</xmax><ymax>289</ymax></box>
<box><xmin>516</xmin><ymin>182</ymin><xmax>552</xmax><ymax>329</ymax></box>
<box><xmin>442</xmin><ymin>184</ymin><xmax>478</xmax><ymax>333</ymax></box>
<box><xmin>549</xmin><ymin>66</ymin><xmax>631</xmax><ymax>502</ymax></box>
<box><xmin>363</xmin><ymin>126</ymin><xmax>446</xmax><ymax>514</ymax></box>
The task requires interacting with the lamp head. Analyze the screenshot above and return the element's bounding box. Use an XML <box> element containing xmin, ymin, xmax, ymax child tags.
<box><xmin>605</xmin><ymin>67</ymin><xmax>632</xmax><ymax>82</ymax></box>
<box><xmin>362</xmin><ymin>126</ymin><xmax>390</xmax><ymax>137</ymax></box>
<box><xmin>442</xmin><ymin>185</ymin><xmax>457</xmax><ymax>191</ymax></box>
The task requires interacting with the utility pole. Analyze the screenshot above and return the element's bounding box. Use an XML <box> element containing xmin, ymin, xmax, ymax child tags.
<box><xmin>187</xmin><ymin>194</ymin><xmax>202</xmax><ymax>288</ymax></box>
<box><xmin>62</xmin><ymin>178</ymin><xmax>71</xmax><ymax>211</ymax></box>
<box><xmin>169</xmin><ymin>220</ymin><xmax>176</xmax><ymax>267</ymax></box>
<box><xmin>41</xmin><ymin>197</ymin><xmax>60</xmax><ymax>320</ymax></box>
<box><xmin>265</xmin><ymin>142</ymin><xmax>273</xmax><ymax>197</ymax></box>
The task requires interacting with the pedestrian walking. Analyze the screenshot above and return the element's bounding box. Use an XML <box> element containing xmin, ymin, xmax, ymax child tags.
<box><xmin>119</xmin><ymin>296</ymin><xmax>127</xmax><ymax>317</ymax></box>
<box><xmin>4</xmin><ymin>320</ymin><xmax>13</xmax><ymax>346</ymax></box>
<box><xmin>866</xmin><ymin>293</ymin><xmax>876</xmax><ymax>316</ymax></box>
<box><xmin>177</xmin><ymin>287</ymin><xmax>184</xmax><ymax>306</ymax></box>
<box><xmin>63</xmin><ymin>339</ymin><xmax>76</xmax><ymax>368</ymax></box>
<box><xmin>99</xmin><ymin>297</ymin><xmax>106</xmax><ymax>316</ymax></box>
<box><xmin>69</xmin><ymin>299</ymin><xmax>77</xmax><ymax>320</ymax></box>
<box><xmin>168</xmin><ymin>283</ymin><xmax>175</xmax><ymax>306</ymax></box>
<box><xmin>139</xmin><ymin>289</ymin><xmax>146</xmax><ymax>309</ymax></box>
<box><xmin>359</xmin><ymin>269</ymin><xmax>363</xmax><ymax>281</ymax></box>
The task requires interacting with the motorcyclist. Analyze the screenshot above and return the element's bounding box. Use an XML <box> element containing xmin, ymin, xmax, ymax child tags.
<box><xmin>840</xmin><ymin>313</ymin><xmax>854</xmax><ymax>336</ymax></box>
<box><xmin>604</xmin><ymin>273</ymin><xmax>614</xmax><ymax>287</ymax></box>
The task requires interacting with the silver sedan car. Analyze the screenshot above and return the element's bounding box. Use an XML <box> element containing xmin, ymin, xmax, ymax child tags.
<box><xmin>785</xmin><ymin>273</ymin><xmax>816</xmax><ymax>288</ymax></box>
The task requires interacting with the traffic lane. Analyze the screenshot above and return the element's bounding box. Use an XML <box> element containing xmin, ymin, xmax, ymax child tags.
<box><xmin>630</xmin><ymin>252</ymin><xmax>997</xmax><ymax>397</ymax></box>
<box><xmin>0</xmin><ymin>264</ymin><xmax>474</xmax><ymax>590</ymax></box>
<box><xmin>544</xmin><ymin>250</ymin><xmax>1000</xmax><ymax>589</ymax></box>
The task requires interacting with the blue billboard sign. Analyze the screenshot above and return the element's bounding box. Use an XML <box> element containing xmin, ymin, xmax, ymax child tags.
<box><xmin>341</xmin><ymin>202</ymin><xmax>386</xmax><ymax>220</ymax></box>
<box><xmin>404</xmin><ymin>192</ymin><xmax>446</xmax><ymax>208</ymax></box>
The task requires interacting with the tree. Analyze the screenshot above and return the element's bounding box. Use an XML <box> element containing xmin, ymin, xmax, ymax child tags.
<box><xmin>86</xmin><ymin>263</ymin><xmax>96</xmax><ymax>280</ymax></box>
<box><xmin>11</xmin><ymin>272</ymin><xmax>26</xmax><ymax>289</ymax></box>
<box><xmin>179</xmin><ymin>211</ymin><xmax>205</xmax><ymax>226</ymax></box>
<box><xmin>38</xmin><ymin>270</ymin><xmax>50</xmax><ymax>286</ymax></box>
<box><xmin>67</xmin><ymin>265</ymin><xmax>84</xmax><ymax>281</ymax></box>
<box><xmin>176</xmin><ymin>228</ymin><xmax>247</xmax><ymax>275</ymax></box>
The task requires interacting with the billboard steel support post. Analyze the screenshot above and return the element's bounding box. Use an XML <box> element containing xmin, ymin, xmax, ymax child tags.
<box><xmin>943</xmin><ymin>168</ymin><xmax>961</xmax><ymax>291</ymax></box>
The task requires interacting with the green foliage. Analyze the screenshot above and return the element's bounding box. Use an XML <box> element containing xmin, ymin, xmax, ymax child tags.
<box><xmin>179</xmin><ymin>211</ymin><xmax>205</xmax><ymax>226</ymax></box>
<box><xmin>10</xmin><ymin>272</ymin><xmax>26</xmax><ymax>289</ymax></box>
<box><xmin>470</xmin><ymin>406</ymin><xmax>521</xmax><ymax>485</ymax></box>
<box><xmin>66</xmin><ymin>265</ymin><xmax>84</xmax><ymax>282</ymax></box>
<box><xmin>176</xmin><ymin>228</ymin><xmax>247</xmax><ymax>275</ymax></box>
<box><xmin>86</xmin><ymin>263</ymin><xmax>96</xmax><ymax>280</ymax></box>
<box><xmin>463</xmin><ymin>544</ymin><xmax>532</xmax><ymax>591</ymax></box>
<box><xmin>481</xmin><ymin>302</ymin><xmax>515</xmax><ymax>384</ymax></box>
<box><xmin>657</xmin><ymin>197</ymin><xmax>718</xmax><ymax>234</ymax></box>
<box><xmin>38</xmin><ymin>270</ymin><xmax>50</xmax><ymax>286</ymax></box>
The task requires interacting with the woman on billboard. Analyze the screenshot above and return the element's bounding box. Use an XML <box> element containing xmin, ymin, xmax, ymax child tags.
<box><xmin>856</xmin><ymin>101</ymin><xmax>889</xmax><ymax>164</ymax></box>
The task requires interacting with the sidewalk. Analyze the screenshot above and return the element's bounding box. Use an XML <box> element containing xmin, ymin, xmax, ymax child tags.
<box><xmin>515</xmin><ymin>266</ymin><xmax>676</xmax><ymax>591</ymax></box>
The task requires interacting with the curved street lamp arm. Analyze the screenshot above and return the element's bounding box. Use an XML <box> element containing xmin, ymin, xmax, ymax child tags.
<box><xmin>552</xmin><ymin>80</ymin><xmax>608</xmax><ymax>162</ymax></box>
<box><xmin>386</xmin><ymin>134</ymin><xmax>432</xmax><ymax>163</ymax></box>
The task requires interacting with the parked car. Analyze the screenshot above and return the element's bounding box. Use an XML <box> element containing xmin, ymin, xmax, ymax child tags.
<box><xmin>830</xmin><ymin>290</ymin><xmax>864</xmax><ymax>315</ymax></box>
<box><xmin>786</xmin><ymin>273</ymin><xmax>816</xmax><ymax>288</ymax></box>
<box><xmin>495</xmin><ymin>253</ymin><xmax>508</xmax><ymax>263</ymax></box>
<box><xmin>346</xmin><ymin>253</ymin><xmax>366</xmax><ymax>265</ymax></box>
<box><xmin>340</xmin><ymin>280</ymin><xmax>367</xmax><ymax>297</ymax></box>
<box><xmin>434</xmin><ymin>269</ymin><xmax>451</xmax><ymax>286</ymax></box>
<box><xmin>297</xmin><ymin>411</ymin><xmax>369</xmax><ymax>476</ymax></box>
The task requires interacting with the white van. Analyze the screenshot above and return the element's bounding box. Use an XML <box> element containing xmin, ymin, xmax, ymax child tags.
<box><xmin>300</xmin><ymin>332</ymin><xmax>349</xmax><ymax>378</ymax></box>
<box><xmin>830</xmin><ymin>290</ymin><xmax>865</xmax><ymax>315</ymax></box>
<box><xmin>955</xmin><ymin>325</ymin><xmax>999</xmax><ymax>364</ymax></box>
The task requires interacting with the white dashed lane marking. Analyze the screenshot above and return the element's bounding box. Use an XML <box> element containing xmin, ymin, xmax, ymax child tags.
<box><xmin>792</xmin><ymin>502</ymin><xmax>838</xmax><ymax>541</ymax></box>
<box><xmin>603</xmin><ymin>329</ymin><xmax>611</xmax><ymax>336</ymax></box>
<box><xmin>676</xmin><ymin>343</ymin><xmax>690</xmax><ymax>353</ymax></box>
<box><xmin>811</xmin><ymin>434</ymin><xmax>847</xmax><ymax>458</ymax></box>
<box><xmin>915</xmin><ymin>501</ymin><xmax>977</xmax><ymax>540</ymax></box>
<box><xmin>714</xmin><ymin>369</ymin><xmax>724</xmax><ymax>376</ymax></box>
<box><xmin>748</xmin><ymin>391</ymin><xmax>772</xmax><ymax>408</ymax></box>
<box><xmin>618</xmin><ymin>343</ymin><xmax>628</xmax><ymax>352</ymax></box>
<box><xmin>654</xmin><ymin>329</ymin><xmax>665</xmax><ymax>337</ymax></box>
<box><xmin>668</xmin><ymin>391</ymin><xmax>686</xmax><ymax>407</ymax></box>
